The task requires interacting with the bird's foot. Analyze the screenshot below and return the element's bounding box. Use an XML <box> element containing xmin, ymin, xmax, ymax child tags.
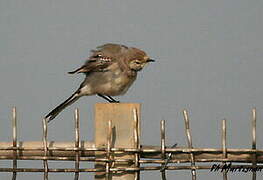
<box><xmin>107</xmin><ymin>96</ymin><xmax>120</xmax><ymax>103</ymax></box>
<box><xmin>109</xmin><ymin>100</ymin><xmax>120</xmax><ymax>103</ymax></box>
<box><xmin>97</xmin><ymin>94</ymin><xmax>120</xmax><ymax>103</ymax></box>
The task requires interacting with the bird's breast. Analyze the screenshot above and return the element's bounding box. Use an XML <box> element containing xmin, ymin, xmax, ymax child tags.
<box><xmin>93</xmin><ymin>69</ymin><xmax>136</xmax><ymax>96</ymax></box>
<box><xmin>83</xmin><ymin>63</ymin><xmax>137</xmax><ymax>96</ymax></box>
<box><xmin>107</xmin><ymin>70</ymin><xmax>136</xmax><ymax>95</ymax></box>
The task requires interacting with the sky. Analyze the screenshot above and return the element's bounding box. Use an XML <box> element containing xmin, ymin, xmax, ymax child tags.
<box><xmin>0</xmin><ymin>0</ymin><xmax>263</xmax><ymax>179</ymax></box>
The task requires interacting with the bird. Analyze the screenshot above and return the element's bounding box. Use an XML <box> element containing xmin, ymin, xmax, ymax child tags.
<box><xmin>45</xmin><ymin>43</ymin><xmax>155</xmax><ymax>123</ymax></box>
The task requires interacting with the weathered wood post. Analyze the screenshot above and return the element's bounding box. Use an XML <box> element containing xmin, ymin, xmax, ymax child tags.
<box><xmin>95</xmin><ymin>103</ymin><xmax>141</xmax><ymax>180</ymax></box>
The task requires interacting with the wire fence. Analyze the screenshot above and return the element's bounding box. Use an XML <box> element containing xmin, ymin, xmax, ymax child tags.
<box><xmin>0</xmin><ymin>106</ymin><xmax>261</xmax><ymax>180</ymax></box>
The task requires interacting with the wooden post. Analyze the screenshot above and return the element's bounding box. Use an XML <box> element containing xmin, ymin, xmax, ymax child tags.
<box><xmin>95</xmin><ymin>103</ymin><xmax>141</xmax><ymax>180</ymax></box>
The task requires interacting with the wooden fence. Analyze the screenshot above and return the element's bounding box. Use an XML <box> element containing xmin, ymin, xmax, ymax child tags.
<box><xmin>0</xmin><ymin>104</ymin><xmax>261</xmax><ymax>180</ymax></box>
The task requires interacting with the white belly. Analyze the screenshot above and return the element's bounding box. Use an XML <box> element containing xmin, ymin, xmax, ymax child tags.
<box><xmin>104</xmin><ymin>75</ymin><xmax>135</xmax><ymax>96</ymax></box>
<box><xmin>81</xmin><ymin>65</ymin><xmax>137</xmax><ymax>96</ymax></box>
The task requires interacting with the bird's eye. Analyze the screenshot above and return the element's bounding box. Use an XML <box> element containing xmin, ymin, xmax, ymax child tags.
<box><xmin>135</xmin><ymin>61</ymin><xmax>141</xmax><ymax>64</ymax></box>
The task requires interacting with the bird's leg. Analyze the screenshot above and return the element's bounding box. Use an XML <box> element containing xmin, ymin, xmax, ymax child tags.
<box><xmin>106</xmin><ymin>96</ymin><xmax>120</xmax><ymax>103</ymax></box>
<box><xmin>97</xmin><ymin>94</ymin><xmax>113</xmax><ymax>103</ymax></box>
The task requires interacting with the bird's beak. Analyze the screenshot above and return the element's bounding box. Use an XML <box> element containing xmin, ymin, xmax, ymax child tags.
<box><xmin>146</xmin><ymin>59</ymin><xmax>155</xmax><ymax>62</ymax></box>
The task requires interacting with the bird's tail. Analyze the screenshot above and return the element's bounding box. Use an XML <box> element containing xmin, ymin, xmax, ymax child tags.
<box><xmin>45</xmin><ymin>91</ymin><xmax>81</xmax><ymax>123</ymax></box>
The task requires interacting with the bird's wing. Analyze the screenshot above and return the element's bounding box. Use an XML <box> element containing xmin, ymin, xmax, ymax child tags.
<box><xmin>68</xmin><ymin>54</ymin><xmax>113</xmax><ymax>74</ymax></box>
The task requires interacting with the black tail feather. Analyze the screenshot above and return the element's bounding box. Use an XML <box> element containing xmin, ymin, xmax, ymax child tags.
<box><xmin>45</xmin><ymin>92</ymin><xmax>80</xmax><ymax>123</ymax></box>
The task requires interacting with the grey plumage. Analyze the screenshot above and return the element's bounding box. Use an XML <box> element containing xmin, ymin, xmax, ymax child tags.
<box><xmin>45</xmin><ymin>43</ymin><xmax>154</xmax><ymax>123</ymax></box>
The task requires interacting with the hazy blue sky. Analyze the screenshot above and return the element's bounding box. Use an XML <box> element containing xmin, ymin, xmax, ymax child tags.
<box><xmin>0</xmin><ymin>0</ymin><xmax>263</xmax><ymax>179</ymax></box>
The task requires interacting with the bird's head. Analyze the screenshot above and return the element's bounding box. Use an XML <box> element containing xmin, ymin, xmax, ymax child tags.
<box><xmin>128</xmin><ymin>47</ymin><xmax>155</xmax><ymax>71</ymax></box>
